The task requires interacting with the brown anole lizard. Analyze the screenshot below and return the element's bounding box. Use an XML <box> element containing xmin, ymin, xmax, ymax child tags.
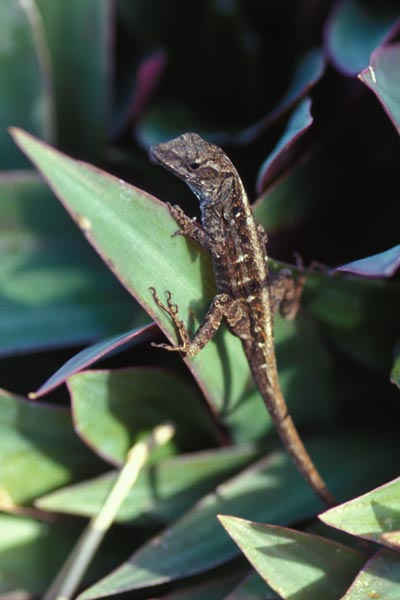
<box><xmin>149</xmin><ymin>132</ymin><xmax>335</xmax><ymax>506</ymax></box>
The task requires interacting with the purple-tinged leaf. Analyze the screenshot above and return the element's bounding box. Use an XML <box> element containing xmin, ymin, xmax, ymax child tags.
<box><xmin>335</xmin><ymin>244</ymin><xmax>400</xmax><ymax>277</ymax></box>
<box><xmin>256</xmin><ymin>98</ymin><xmax>313</xmax><ymax>193</ymax></box>
<box><xmin>238</xmin><ymin>48</ymin><xmax>325</xmax><ymax>144</ymax></box>
<box><xmin>324</xmin><ymin>0</ymin><xmax>400</xmax><ymax>77</ymax></box>
<box><xmin>31</xmin><ymin>323</ymin><xmax>156</xmax><ymax>399</ymax></box>
<box><xmin>219</xmin><ymin>516</ymin><xmax>364</xmax><ymax>600</ymax></box>
<box><xmin>114</xmin><ymin>50</ymin><xmax>167</xmax><ymax>135</ymax></box>
<box><xmin>359</xmin><ymin>43</ymin><xmax>400</xmax><ymax>135</ymax></box>
<box><xmin>341</xmin><ymin>548</ymin><xmax>400</xmax><ymax>599</ymax></box>
<box><xmin>320</xmin><ymin>477</ymin><xmax>400</xmax><ymax>548</ymax></box>
<box><xmin>68</xmin><ymin>368</ymin><xmax>216</xmax><ymax>465</ymax></box>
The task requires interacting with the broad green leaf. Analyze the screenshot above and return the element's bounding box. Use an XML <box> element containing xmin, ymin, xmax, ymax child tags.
<box><xmin>256</xmin><ymin>98</ymin><xmax>313</xmax><ymax>193</ymax></box>
<box><xmin>77</xmin><ymin>434</ymin><xmax>398</xmax><ymax>598</ymax></box>
<box><xmin>0</xmin><ymin>513</ymin><xmax>77</xmax><ymax>594</ymax></box>
<box><xmin>325</xmin><ymin>0</ymin><xmax>399</xmax><ymax>76</ymax></box>
<box><xmin>359</xmin><ymin>43</ymin><xmax>400</xmax><ymax>135</ymax></box>
<box><xmin>36</xmin><ymin>445</ymin><xmax>260</xmax><ymax>525</ymax></box>
<box><xmin>341</xmin><ymin>548</ymin><xmax>400</xmax><ymax>599</ymax></box>
<box><xmin>0</xmin><ymin>171</ymin><xmax>135</xmax><ymax>355</ymax></box>
<box><xmin>219</xmin><ymin>516</ymin><xmax>364</xmax><ymax>600</ymax></box>
<box><xmin>226</xmin><ymin>571</ymin><xmax>279</xmax><ymax>599</ymax></box>
<box><xmin>336</xmin><ymin>244</ymin><xmax>400</xmax><ymax>277</ymax></box>
<box><xmin>68</xmin><ymin>368</ymin><xmax>216</xmax><ymax>465</ymax></box>
<box><xmin>0</xmin><ymin>0</ymin><xmax>52</xmax><ymax>168</ymax></box>
<box><xmin>35</xmin><ymin>0</ymin><xmax>110</xmax><ymax>159</ymax></box>
<box><xmin>33</xmin><ymin>324</ymin><xmax>156</xmax><ymax>397</ymax></box>
<box><xmin>8</xmin><ymin>128</ymin><xmax>281</xmax><ymax>442</ymax></box>
<box><xmin>320</xmin><ymin>477</ymin><xmax>400</xmax><ymax>547</ymax></box>
<box><xmin>0</xmin><ymin>389</ymin><xmax>102</xmax><ymax>504</ymax></box>
<box><xmin>304</xmin><ymin>268</ymin><xmax>400</xmax><ymax>371</ymax></box>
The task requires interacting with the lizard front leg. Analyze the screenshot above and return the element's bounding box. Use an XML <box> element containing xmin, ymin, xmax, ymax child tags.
<box><xmin>150</xmin><ymin>288</ymin><xmax>234</xmax><ymax>356</ymax></box>
<box><xmin>167</xmin><ymin>203</ymin><xmax>211</xmax><ymax>251</ymax></box>
<box><xmin>270</xmin><ymin>269</ymin><xmax>306</xmax><ymax>320</ymax></box>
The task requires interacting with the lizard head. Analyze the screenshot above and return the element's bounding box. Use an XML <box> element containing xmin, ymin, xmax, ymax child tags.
<box><xmin>150</xmin><ymin>133</ymin><xmax>237</xmax><ymax>205</ymax></box>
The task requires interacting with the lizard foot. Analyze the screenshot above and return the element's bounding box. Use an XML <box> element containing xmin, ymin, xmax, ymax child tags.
<box><xmin>150</xmin><ymin>287</ymin><xmax>191</xmax><ymax>353</ymax></box>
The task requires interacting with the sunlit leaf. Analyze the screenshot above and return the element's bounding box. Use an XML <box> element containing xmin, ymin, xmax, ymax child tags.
<box><xmin>36</xmin><ymin>445</ymin><xmax>260</xmax><ymax>525</ymax></box>
<box><xmin>0</xmin><ymin>389</ymin><xmax>102</xmax><ymax>505</ymax></box>
<box><xmin>77</xmin><ymin>433</ymin><xmax>398</xmax><ymax>598</ymax></box>
<box><xmin>341</xmin><ymin>548</ymin><xmax>400</xmax><ymax>599</ymax></box>
<box><xmin>359</xmin><ymin>42</ymin><xmax>400</xmax><ymax>134</ymax></box>
<box><xmin>69</xmin><ymin>368</ymin><xmax>216</xmax><ymax>464</ymax></box>
<box><xmin>320</xmin><ymin>477</ymin><xmax>400</xmax><ymax>548</ymax></box>
<box><xmin>219</xmin><ymin>515</ymin><xmax>364</xmax><ymax>600</ymax></box>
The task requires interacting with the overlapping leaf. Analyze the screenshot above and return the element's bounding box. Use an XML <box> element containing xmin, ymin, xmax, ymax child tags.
<box><xmin>77</xmin><ymin>433</ymin><xmax>398</xmax><ymax>598</ymax></box>
<box><xmin>36</xmin><ymin>445</ymin><xmax>260</xmax><ymax>524</ymax></box>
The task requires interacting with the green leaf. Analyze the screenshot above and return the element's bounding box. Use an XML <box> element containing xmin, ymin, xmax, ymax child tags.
<box><xmin>227</xmin><ymin>571</ymin><xmax>279</xmax><ymax>599</ymax></box>
<box><xmin>219</xmin><ymin>515</ymin><xmax>365</xmax><ymax>600</ymax></box>
<box><xmin>0</xmin><ymin>0</ymin><xmax>53</xmax><ymax>168</ymax></box>
<box><xmin>359</xmin><ymin>43</ymin><xmax>400</xmax><ymax>135</ymax></box>
<box><xmin>325</xmin><ymin>0</ymin><xmax>399</xmax><ymax>76</ymax></box>
<box><xmin>68</xmin><ymin>368</ymin><xmax>216</xmax><ymax>465</ymax></box>
<box><xmin>320</xmin><ymin>477</ymin><xmax>400</xmax><ymax>547</ymax></box>
<box><xmin>341</xmin><ymin>548</ymin><xmax>400</xmax><ymax>599</ymax></box>
<box><xmin>141</xmin><ymin>566</ymin><xmax>245</xmax><ymax>600</ymax></box>
<box><xmin>36</xmin><ymin>445</ymin><xmax>260</xmax><ymax>525</ymax></box>
<box><xmin>33</xmin><ymin>324</ymin><xmax>155</xmax><ymax>397</ymax></box>
<box><xmin>76</xmin><ymin>434</ymin><xmax>398</xmax><ymax>598</ymax></box>
<box><xmin>390</xmin><ymin>346</ymin><xmax>400</xmax><ymax>390</ymax></box>
<box><xmin>11</xmin><ymin>128</ymin><xmax>338</xmax><ymax>443</ymax></box>
<box><xmin>0</xmin><ymin>389</ymin><xmax>102</xmax><ymax>504</ymax></box>
<box><xmin>0</xmin><ymin>513</ymin><xmax>77</xmax><ymax>594</ymax></box>
<box><xmin>9</xmin><ymin>128</ymin><xmax>269</xmax><ymax>442</ymax></box>
<box><xmin>0</xmin><ymin>171</ymin><xmax>135</xmax><ymax>355</ymax></box>
<box><xmin>303</xmin><ymin>268</ymin><xmax>400</xmax><ymax>371</ymax></box>
<box><xmin>35</xmin><ymin>0</ymin><xmax>110</xmax><ymax>159</ymax></box>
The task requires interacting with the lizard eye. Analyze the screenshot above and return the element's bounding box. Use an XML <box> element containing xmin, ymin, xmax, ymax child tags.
<box><xmin>188</xmin><ymin>161</ymin><xmax>201</xmax><ymax>170</ymax></box>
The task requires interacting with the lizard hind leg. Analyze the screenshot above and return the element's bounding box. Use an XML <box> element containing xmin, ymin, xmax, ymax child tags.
<box><xmin>270</xmin><ymin>269</ymin><xmax>305</xmax><ymax>320</ymax></box>
<box><xmin>150</xmin><ymin>287</ymin><xmax>192</xmax><ymax>354</ymax></box>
